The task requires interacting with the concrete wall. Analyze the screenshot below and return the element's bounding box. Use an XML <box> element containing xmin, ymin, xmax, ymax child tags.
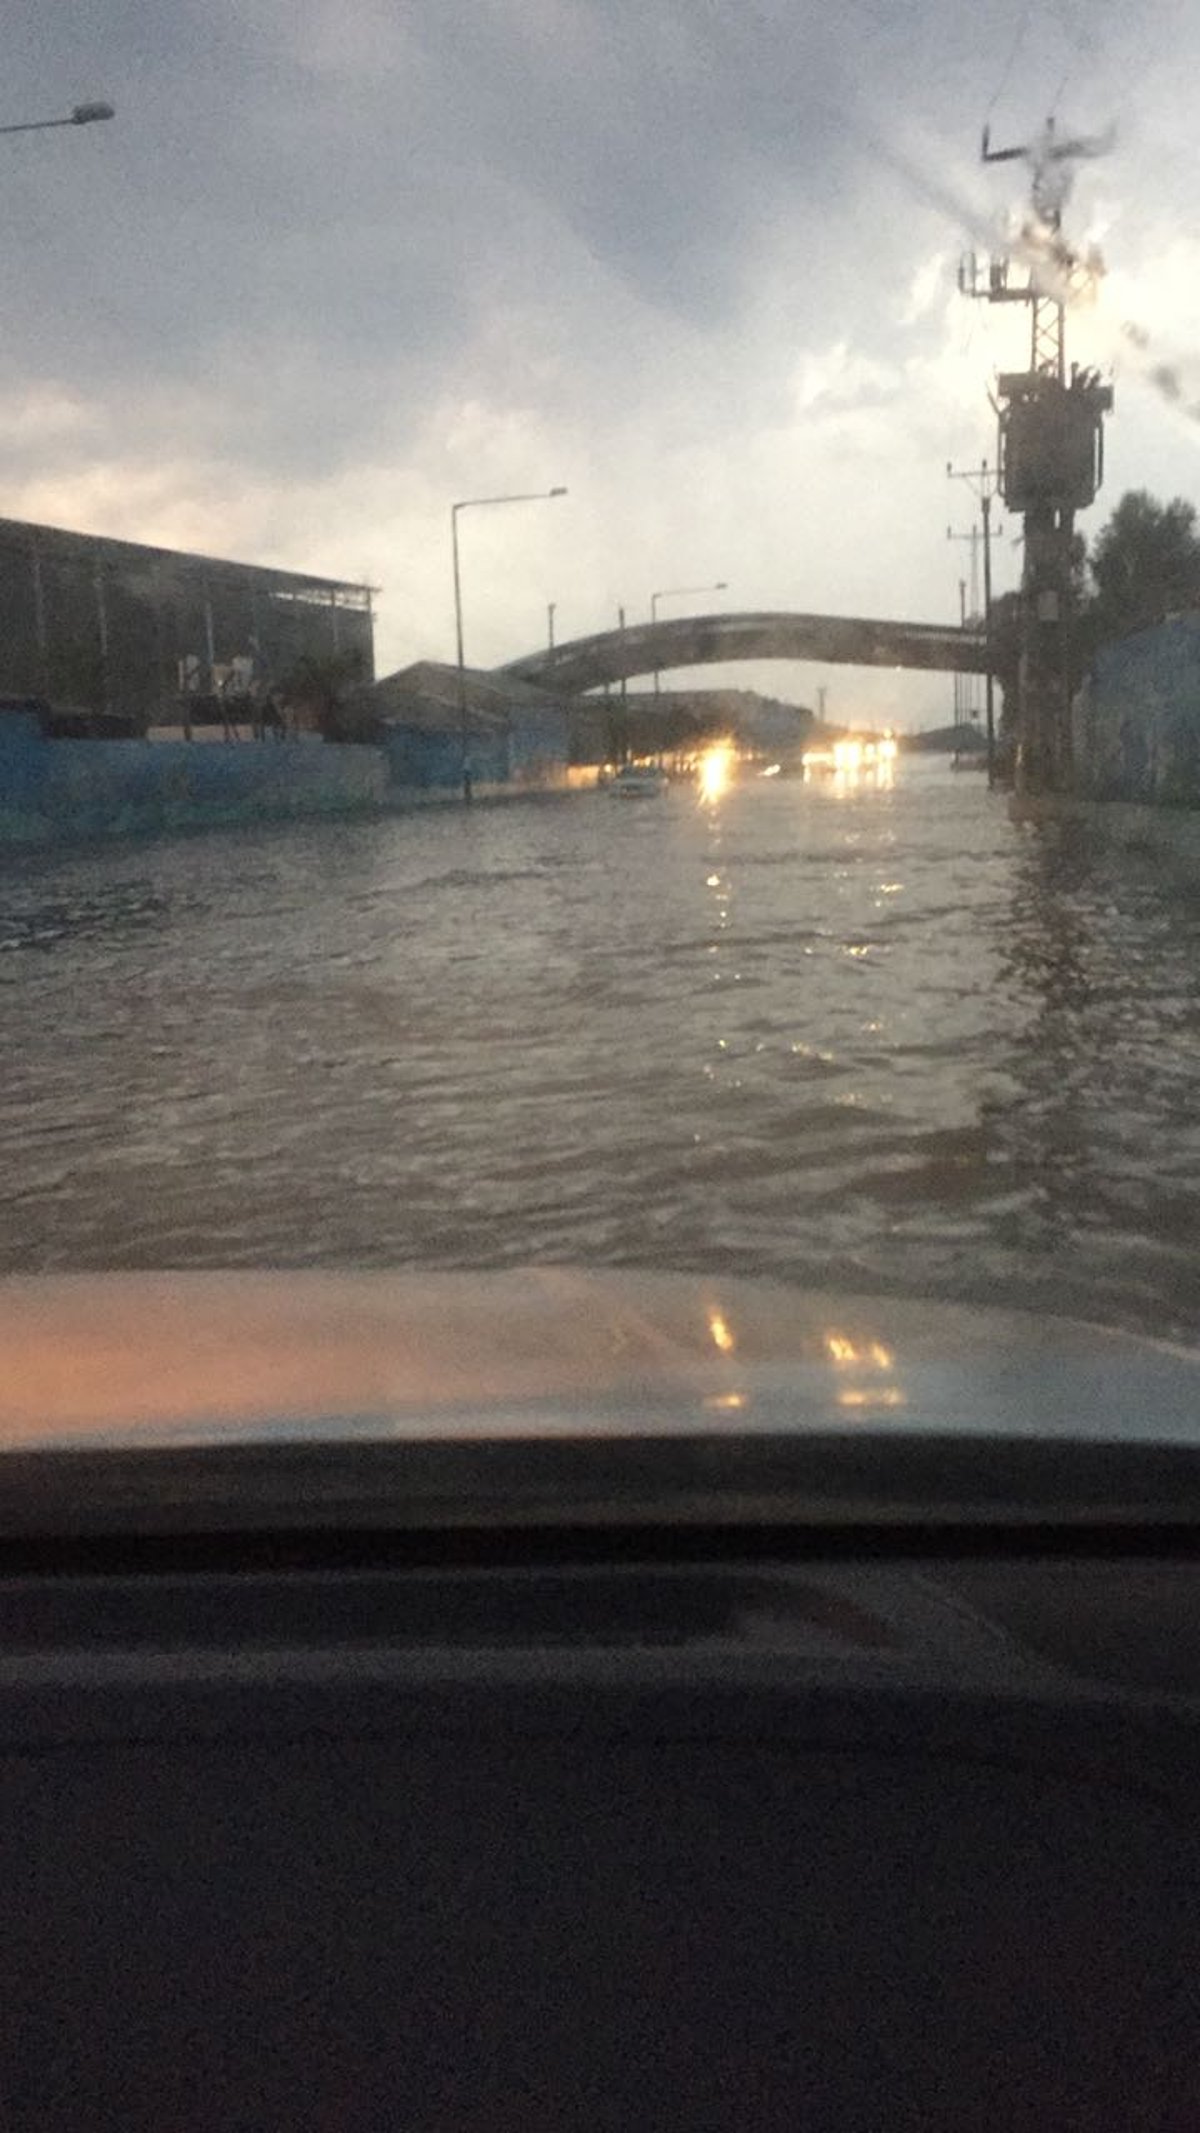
<box><xmin>0</xmin><ymin>714</ymin><xmax>386</xmax><ymax>845</ymax></box>
<box><xmin>1076</xmin><ymin>618</ymin><xmax>1200</xmax><ymax>803</ymax></box>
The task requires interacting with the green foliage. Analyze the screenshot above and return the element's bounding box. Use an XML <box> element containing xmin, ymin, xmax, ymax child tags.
<box><xmin>1087</xmin><ymin>490</ymin><xmax>1200</xmax><ymax>646</ymax></box>
<box><xmin>990</xmin><ymin>494</ymin><xmax>1200</xmax><ymax>720</ymax></box>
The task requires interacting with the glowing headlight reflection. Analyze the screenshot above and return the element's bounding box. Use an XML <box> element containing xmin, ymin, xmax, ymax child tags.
<box><xmin>707</xmin><ymin>1308</ymin><xmax>735</xmax><ymax>1354</ymax></box>
<box><xmin>697</xmin><ymin>743</ymin><xmax>734</xmax><ymax>802</ymax></box>
<box><xmin>824</xmin><ymin>1328</ymin><xmax>906</xmax><ymax>1417</ymax></box>
<box><xmin>802</xmin><ymin>730</ymin><xmax>898</xmax><ymax>789</ymax></box>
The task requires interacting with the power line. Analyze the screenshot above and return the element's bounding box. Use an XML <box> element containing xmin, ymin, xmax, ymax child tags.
<box><xmin>985</xmin><ymin>1</ymin><xmax>1034</xmax><ymax>120</ymax></box>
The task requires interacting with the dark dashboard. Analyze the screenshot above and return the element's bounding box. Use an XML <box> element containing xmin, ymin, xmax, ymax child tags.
<box><xmin>0</xmin><ymin>1434</ymin><xmax>1197</xmax><ymax>2131</ymax></box>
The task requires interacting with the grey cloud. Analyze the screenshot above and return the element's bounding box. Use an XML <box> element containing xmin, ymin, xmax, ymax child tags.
<box><xmin>0</xmin><ymin>0</ymin><xmax>1168</xmax><ymax>508</ymax></box>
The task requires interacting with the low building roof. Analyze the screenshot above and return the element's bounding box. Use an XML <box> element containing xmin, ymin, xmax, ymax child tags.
<box><xmin>365</xmin><ymin>660</ymin><xmax>563</xmax><ymax>732</ymax></box>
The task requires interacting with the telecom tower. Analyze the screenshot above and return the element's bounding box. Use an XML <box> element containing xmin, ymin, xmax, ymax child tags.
<box><xmin>959</xmin><ymin>117</ymin><xmax>1114</xmax><ymax>788</ymax></box>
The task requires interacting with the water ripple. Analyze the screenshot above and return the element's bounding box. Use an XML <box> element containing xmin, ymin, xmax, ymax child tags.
<box><xmin>2</xmin><ymin>764</ymin><xmax>1200</xmax><ymax>1339</ymax></box>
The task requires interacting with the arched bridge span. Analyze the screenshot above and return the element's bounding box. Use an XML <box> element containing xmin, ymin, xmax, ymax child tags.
<box><xmin>503</xmin><ymin>610</ymin><xmax>988</xmax><ymax>694</ymax></box>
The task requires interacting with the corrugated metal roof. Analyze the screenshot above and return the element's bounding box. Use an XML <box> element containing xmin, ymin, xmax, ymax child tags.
<box><xmin>0</xmin><ymin>515</ymin><xmax>373</xmax><ymax>606</ymax></box>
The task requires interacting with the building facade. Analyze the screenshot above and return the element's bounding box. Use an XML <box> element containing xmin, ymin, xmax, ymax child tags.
<box><xmin>0</xmin><ymin>516</ymin><xmax>375</xmax><ymax>729</ymax></box>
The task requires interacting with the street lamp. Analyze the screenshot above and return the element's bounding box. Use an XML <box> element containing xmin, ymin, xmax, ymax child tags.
<box><xmin>0</xmin><ymin>101</ymin><xmax>115</xmax><ymax>138</ymax></box>
<box><xmin>649</xmin><ymin>581</ymin><xmax>728</xmax><ymax>696</ymax></box>
<box><xmin>451</xmin><ymin>486</ymin><xmax>567</xmax><ymax>800</ymax></box>
<box><xmin>3</xmin><ymin>98</ymin><xmax>116</xmax><ymax>704</ymax></box>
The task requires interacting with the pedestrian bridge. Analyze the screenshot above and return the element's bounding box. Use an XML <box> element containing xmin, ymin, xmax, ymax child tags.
<box><xmin>503</xmin><ymin>610</ymin><xmax>988</xmax><ymax>694</ymax></box>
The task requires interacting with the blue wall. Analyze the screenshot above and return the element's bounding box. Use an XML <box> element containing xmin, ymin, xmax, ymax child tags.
<box><xmin>381</xmin><ymin>724</ymin><xmax>508</xmax><ymax>793</ymax></box>
<box><xmin>0</xmin><ymin>715</ymin><xmax>386</xmax><ymax>845</ymax></box>
<box><xmin>0</xmin><ymin>697</ymin><xmax>575</xmax><ymax>846</ymax></box>
<box><xmin>506</xmin><ymin>703</ymin><xmax>571</xmax><ymax>789</ymax></box>
<box><xmin>1077</xmin><ymin>618</ymin><xmax>1200</xmax><ymax>803</ymax></box>
<box><xmin>381</xmin><ymin>705</ymin><xmax>570</xmax><ymax>796</ymax></box>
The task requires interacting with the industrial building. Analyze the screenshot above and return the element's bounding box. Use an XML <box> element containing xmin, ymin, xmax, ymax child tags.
<box><xmin>0</xmin><ymin>516</ymin><xmax>375</xmax><ymax>728</ymax></box>
<box><xmin>364</xmin><ymin>662</ymin><xmax>573</xmax><ymax>794</ymax></box>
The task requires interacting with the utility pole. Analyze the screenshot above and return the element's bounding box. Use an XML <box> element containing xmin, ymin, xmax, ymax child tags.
<box><xmin>547</xmin><ymin>601</ymin><xmax>556</xmax><ymax>650</ymax></box>
<box><xmin>947</xmin><ymin>464</ymin><xmax>1002</xmax><ymax>781</ymax></box>
<box><xmin>960</xmin><ymin>117</ymin><xmax>1113</xmax><ymax>793</ymax></box>
<box><xmin>947</xmin><ymin>525</ymin><xmax>981</xmax><ymax>720</ymax></box>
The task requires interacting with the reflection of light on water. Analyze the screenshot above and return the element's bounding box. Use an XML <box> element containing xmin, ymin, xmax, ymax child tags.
<box><xmin>802</xmin><ymin>731</ymin><xmax>897</xmax><ymax>792</ymax></box>
<box><xmin>708</xmin><ymin>1307</ymin><xmax>735</xmax><ymax>1354</ymax></box>
<box><xmin>697</xmin><ymin>743</ymin><xmax>735</xmax><ymax>802</ymax></box>
<box><xmin>824</xmin><ymin>1329</ymin><xmax>905</xmax><ymax>1416</ymax></box>
<box><xmin>703</xmin><ymin>1307</ymin><xmax>745</xmax><ymax>1415</ymax></box>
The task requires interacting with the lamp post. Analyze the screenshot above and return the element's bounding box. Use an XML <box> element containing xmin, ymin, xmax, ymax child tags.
<box><xmin>451</xmin><ymin>486</ymin><xmax>567</xmax><ymax>800</ymax></box>
<box><xmin>3</xmin><ymin>100</ymin><xmax>116</xmax><ymax>708</ymax></box>
<box><xmin>649</xmin><ymin>581</ymin><xmax>728</xmax><ymax>696</ymax></box>
<box><xmin>0</xmin><ymin>101</ymin><xmax>115</xmax><ymax>137</ymax></box>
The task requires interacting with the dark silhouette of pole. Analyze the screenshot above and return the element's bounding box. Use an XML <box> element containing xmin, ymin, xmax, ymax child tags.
<box><xmin>948</xmin><ymin>460</ymin><xmax>1001</xmax><ymax>785</ymax></box>
<box><xmin>981</xmin><ymin>484</ymin><xmax>996</xmax><ymax>784</ymax></box>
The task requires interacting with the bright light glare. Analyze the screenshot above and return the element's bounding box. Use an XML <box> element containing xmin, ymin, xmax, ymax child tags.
<box><xmin>697</xmin><ymin>743</ymin><xmax>734</xmax><ymax>802</ymax></box>
<box><xmin>707</xmin><ymin>1307</ymin><xmax>735</xmax><ymax>1354</ymax></box>
<box><xmin>803</xmin><ymin>733</ymin><xmax>897</xmax><ymax>790</ymax></box>
<box><xmin>826</xmin><ymin>1333</ymin><xmax>896</xmax><ymax>1369</ymax></box>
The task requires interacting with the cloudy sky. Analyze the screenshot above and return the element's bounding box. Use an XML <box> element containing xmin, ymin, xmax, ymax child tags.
<box><xmin>2</xmin><ymin>0</ymin><xmax>1198</xmax><ymax>721</ymax></box>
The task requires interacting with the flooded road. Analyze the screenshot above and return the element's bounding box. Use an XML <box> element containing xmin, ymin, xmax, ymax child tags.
<box><xmin>4</xmin><ymin>759</ymin><xmax>1200</xmax><ymax>1339</ymax></box>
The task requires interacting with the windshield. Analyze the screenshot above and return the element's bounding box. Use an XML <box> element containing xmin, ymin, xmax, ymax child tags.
<box><xmin>2</xmin><ymin>2</ymin><xmax>1198</xmax><ymax>1455</ymax></box>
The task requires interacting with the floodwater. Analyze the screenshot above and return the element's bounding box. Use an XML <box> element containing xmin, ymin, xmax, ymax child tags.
<box><xmin>3</xmin><ymin>757</ymin><xmax>1200</xmax><ymax>1340</ymax></box>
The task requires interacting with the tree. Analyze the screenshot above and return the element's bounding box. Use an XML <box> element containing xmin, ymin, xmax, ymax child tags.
<box><xmin>278</xmin><ymin>647</ymin><xmax>378</xmax><ymax>742</ymax></box>
<box><xmin>1087</xmin><ymin>490</ymin><xmax>1200</xmax><ymax>646</ymax></box>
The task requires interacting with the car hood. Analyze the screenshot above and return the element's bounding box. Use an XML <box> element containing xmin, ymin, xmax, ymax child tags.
<box><xmin>0</xmin><ymin>1268</ymin><xmax>1197</xmax><ymax>1452</ymax></box>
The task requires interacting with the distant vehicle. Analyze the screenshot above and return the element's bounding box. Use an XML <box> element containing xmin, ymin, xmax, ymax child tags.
<box><xmin>609</xmin><ymin>763</ymin><xmax>669</xmax><ymax>796</ymax></box>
